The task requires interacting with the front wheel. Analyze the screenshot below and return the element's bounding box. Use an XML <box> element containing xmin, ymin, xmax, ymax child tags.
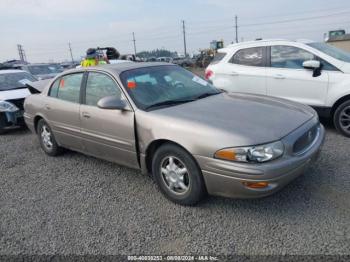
<box><xmin>334</xmin><ymin>100</ymin><xmax>350</xmax><ymax>137</ymax></box>
<box><xmin>152</xmin><ymin>144</ymin><xmax>206</xmax><ymax>205</ymax></box>
<box><xmin>37</xmin><ymin>119</ymin><xmax>63</xmax><ymax>156</ymax></box>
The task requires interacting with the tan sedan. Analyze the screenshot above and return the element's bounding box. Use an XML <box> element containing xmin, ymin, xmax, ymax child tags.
<box><xmin>24</xmin><ymin>63</ymin><xmax>324</xmax><ymax>205</ymax></box>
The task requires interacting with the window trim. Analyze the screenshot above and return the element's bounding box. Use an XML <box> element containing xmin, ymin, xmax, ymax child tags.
<box><xmin>268</xmin><ymin>45</ymin><xmax>341</xmax><ymax>72</ymax></box>
<box><xmin>48</xmin><ymin>72</ymin><xmax>85</xmax><ymax>104</ymax></box>
<box><xmin>229</xmin><ymin>46</ymin><xmax>268</xmax><ymax>67</ymax></box>
<box><xmin>81</xmin><ymin>70</ymin><xmax>134</xmax><ymax>111</ymax></box>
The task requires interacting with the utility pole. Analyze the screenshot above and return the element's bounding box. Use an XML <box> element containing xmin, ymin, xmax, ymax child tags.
<box><xmin>17</xmin><ymin>44</ymin><xmax>27</xmax><ymax>62</ymax></box>
<box><xmin>132</xmin><ymin>32</ymin><xmax>137</xmax><ymax>56</ymax></box>
<box><xmin>235</xmin><ymin>15</ymin><xmax>238</xmax><ymax>43</ymax></box>
<box><xmin>182</xmin><ymin>20</ymin><xmax>187</xmax><ymax>57</ymax></box>
<box><xmin>68</xmin><ymin>42</ymin><xmax>74</xmax><ymax>63</ymax></box>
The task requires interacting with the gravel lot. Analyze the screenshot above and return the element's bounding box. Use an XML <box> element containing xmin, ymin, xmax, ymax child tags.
<box><xmin>0</xmin><ymin>121</ymin><xmax>349</xmax><ymax>257</ymax></box>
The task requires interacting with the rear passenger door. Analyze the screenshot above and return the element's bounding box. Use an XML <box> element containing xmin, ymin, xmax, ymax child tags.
<box><xmin>219</xmin><ymin>46</ymin><xmax>267</xmax><ymax>95</ymax></box>
<box><xmin>45</xmin><ymin>73</ymin><xmax>84</xmax><ymax>150</ymax></box>
<box><xmin>80</xmin><ymin>71</ymin><xmax>138</xmax><ymax>168</ymax></box>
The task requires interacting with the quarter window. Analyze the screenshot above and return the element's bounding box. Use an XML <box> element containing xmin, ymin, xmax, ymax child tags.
<box><xmin>85</xmin><ymin>72</ymin><xmax>121</xmax><ymax>106</ymax></box>
<box><xmin>271</xmin><ymin>46</ymin><xmax>314</xmax><ymax>69</ymax></box>
<box><xmin>56</xmin><ymin>73</ymin><xmax>83</xmax><ymax>103</ymax></box>
<box><xmin>230</xmin><ymin>47</ymin><xmax>264</xmax><ymax>67</ymax></box>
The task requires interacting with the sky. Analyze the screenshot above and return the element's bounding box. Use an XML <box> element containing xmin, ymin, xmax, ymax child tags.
<box><xmin>1</xmin><ymin>0</ymin><xmax>350</xmax><ymax>63</ymax></box>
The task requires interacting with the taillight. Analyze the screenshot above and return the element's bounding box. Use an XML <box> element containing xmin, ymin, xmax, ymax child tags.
<box><xmin>205</xmin><ymin>69</ymin><xmax>214</xmax><ymax>80</ymax></box>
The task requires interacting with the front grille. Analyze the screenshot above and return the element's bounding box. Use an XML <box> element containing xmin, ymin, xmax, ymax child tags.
<box><xmin>7</xmin><ymin>98</ymin><xmax>25</xmax><ymax>110</ymax></box>
<box><xmin>293</xmin><ymin>124</ymin><xmax>319</xmax><ymax>154</ymax></box>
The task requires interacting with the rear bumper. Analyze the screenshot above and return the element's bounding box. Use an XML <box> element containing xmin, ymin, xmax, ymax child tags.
<box><xmin>195</xmin><ymin>123</ymin><xmax>325</xmax><ymax>199</ymax></box>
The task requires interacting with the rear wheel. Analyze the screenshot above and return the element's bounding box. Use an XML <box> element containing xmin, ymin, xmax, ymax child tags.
<box><xmin>37</xmin><ymin>119</ymin><xmax>63</xmax><ymax>156</ymax></box>
<box><xmin>152</xmin><ymin>144</ymin><xmax>206</xmax><ymax>205</ymax></box>
<box><xmin>334</xmin><ymin>100</ymin><xmax>350</xmax><ymax>137</ymax></box>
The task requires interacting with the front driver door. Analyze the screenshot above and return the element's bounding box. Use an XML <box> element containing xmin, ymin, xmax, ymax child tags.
<box><xmin>266</xmin><ymin>45</ymin><xmax>329</xmax><ymax>106</ymax></box>
<box><xmin>79</xmin><ymin>71</ymin><xmax>138</xmax><ymax>168</ymax></box>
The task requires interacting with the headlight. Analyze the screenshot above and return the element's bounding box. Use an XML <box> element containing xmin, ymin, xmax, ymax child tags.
<box><xmin>215</xmin><ymin>141</ymin><xmax>284</xmax><ymax>163</ymax></box>
<box><xmin>0</xmin><ymin>101</ymin><xmax>19</xmax><ymax>112</ymax></box>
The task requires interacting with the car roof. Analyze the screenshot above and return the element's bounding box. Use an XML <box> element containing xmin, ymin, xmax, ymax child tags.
<box><xmin>219</xmin><ymin>39</ymin><xmax>317</xmax><ymax>52</ymax></box>
<box><xmin>26</xmin><ymin>63</ymin><xmax>60</xmax><ymax>66</ymax></box>
<box><xmin>66</xmin><ymin>62</ymin><xmax>174</xmax><ymax>75</ymax></box>
<box><xmin>0</xmin><ymin>69</ymin><xmax>28</xmax><ymax>74</ymax></box>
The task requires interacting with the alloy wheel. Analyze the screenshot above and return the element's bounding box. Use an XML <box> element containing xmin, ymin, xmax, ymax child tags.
<box><xmin>160</xmin><ymin>156</ymin><xmax>190</xmax><ymax>195</ymax></box>
<box><xmin>41</xmin><ymin>125</ymin><xmax>53</xmax><ymax>150</ymax></box>
<box><xmin>339</xmin><ymin>105</ymin><xmax>350</xmax><ymax>135</ymax></box>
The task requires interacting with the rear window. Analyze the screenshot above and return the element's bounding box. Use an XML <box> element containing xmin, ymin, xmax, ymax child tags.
<box><xmin>210</xmin><ymin>52</ymin><xmax>227</xmax><ymax>64</ymax></box>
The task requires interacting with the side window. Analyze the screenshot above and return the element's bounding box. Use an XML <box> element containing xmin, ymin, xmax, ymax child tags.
<box><xmin>85</xmin><ymin>72</ymin><xmax>122</xmax><ymax>106</ymax></box>
<box><xmin>49</xmin><ymin>79</ymin><xmax>59</xmax><ymax>97</ymax></box>
<box><xmin>57</xmin><ymin>73</ymin><xmax>83</xmax><ymax>103</ymax></box>
<box><xmin>230</xmin><ymin>47</ymin><xmax>264</xmax><ymax>67</ymax></box>
<box><xmin>271</xmin><ymin>46</ymin><xmax>314</xmax><ymax>69</ymax></box>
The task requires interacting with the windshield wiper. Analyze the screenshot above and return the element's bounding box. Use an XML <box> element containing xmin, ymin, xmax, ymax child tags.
<box><xmin>145</xmin><ymin>99</ymin><xmax>194</xmax><ymax>110</ymax></box>
<box><xmin>193</xmin><ymin>91</ymin><xmax>221</xmax><ymax>100</ymax></box>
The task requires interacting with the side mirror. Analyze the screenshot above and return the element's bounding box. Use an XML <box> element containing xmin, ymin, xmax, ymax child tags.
<box><xmin>302</xmin><ymin>60</ymin><xmax>323</xmax><ymax>77</ymax></box>
<box><xmin>97</xmin><ymin>96</ymin><xmax>128</xmax><ymax>110</ymax></box>
<box><xmin>302</xmin><ymin>60</ymin><xmax>321</xmax><ymax>69</ymax></box>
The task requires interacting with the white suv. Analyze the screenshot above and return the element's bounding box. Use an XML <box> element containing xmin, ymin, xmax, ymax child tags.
<box><xmin>205</xmin><ymin>39</ymin><xmax>350</xmax><ymax>137</ymax></box>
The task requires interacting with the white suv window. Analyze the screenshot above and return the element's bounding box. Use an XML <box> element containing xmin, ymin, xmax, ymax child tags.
<box><xmin>271</xmin><ymin>46</ymin><xmax>314</xmax><ymax>69</ymax></box>
<box><xmin>230</xmin><ymin>47</ymin><xmax>264</xmax><ymax>67</ymax></box>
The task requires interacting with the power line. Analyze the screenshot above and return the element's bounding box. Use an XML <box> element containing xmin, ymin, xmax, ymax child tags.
<box><xmin>240</xmin><ymin>10</ymin><xmax>350</xmax><ymax>27</ymax></box>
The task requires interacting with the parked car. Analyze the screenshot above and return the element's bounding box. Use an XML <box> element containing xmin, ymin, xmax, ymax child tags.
<box><xmin>173</xmin><ymin>57</ymin><xmax>194</xmax><ymax>67</ymax></box>
<box><xmin>156</xmin><ymin>57</ymin><xmax>173</xmax><ymax>63</ymax></box>
<box><xmin>0</xmin><ymin>69</ymin><xmax>37</xmax><ymax>134</ymax></box>
<box><xmin>24</xmin><ymin>63</ymin><xmax>324</xmax><ymax>205</ymax></box>
<box><xmin>206</xmin><ymin>39</ymin><xmax>350</xmax><ymax>137</ymax></box>
<box><xmin>20</xmin><ymin>63</ymin><xmax>64</xmax><ymax>80</ymax></box>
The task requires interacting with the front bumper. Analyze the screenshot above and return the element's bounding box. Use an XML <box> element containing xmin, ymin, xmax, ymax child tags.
<box><xmin>195</xmin><ymin>120</ymin><xmax>325</xmax><ymax>199</ymax></box>
<box><xmin>0</xmin><ymin>110</ymin><xmax>25</xmax><ymax>130</ymax></box>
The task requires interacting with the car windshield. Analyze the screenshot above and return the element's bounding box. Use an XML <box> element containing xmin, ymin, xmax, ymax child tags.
<box><xmin>307</xmin><ymin>42</ymin><xmax>350</xmax><ymax>63</ymax></box>
<box><xmin>120</xmin><ymin>65</ymin><xmax>221</xmax><ymax>110</ymax></box>
<box><xmin>0</xmin><ymin>72</ymin><xmax>37</xmax><ymax>91</ymax></box>
<box><xmin>28</xmin><ymin>64</ymin><xmax>64</xmax><ymax>75</ymax></box>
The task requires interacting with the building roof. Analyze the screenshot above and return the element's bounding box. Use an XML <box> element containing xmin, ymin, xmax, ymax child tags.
<box><xmin>328</xmin><ymin>34</ymin><xmax>350</xmax><ymax>42</ymax></box>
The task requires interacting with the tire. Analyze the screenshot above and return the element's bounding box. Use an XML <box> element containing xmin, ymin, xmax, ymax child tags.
<box><xmin>37</xmin><ymin>119</ymin><xmax>63</xmax><ymax>156</ymax></box>
<box><xmin>152</xmin><ymin>143</ymin><xmax>206</xmax><ymax>205</ymax></box>
<box><xmin>333</xmin><ymin>100</ymin><xmax>350</xmax><ymax>137</ymax></box>
<box><xmin>0</xmin><ymin>113</ymin><xmax>7</xmax><ymax>135</ymax></box>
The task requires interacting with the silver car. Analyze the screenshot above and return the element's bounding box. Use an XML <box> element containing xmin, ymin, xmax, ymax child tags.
<box><xmin>24</xmin><ymin>63</ymin><xmax>325</xmax><ymax>205</ymax></box>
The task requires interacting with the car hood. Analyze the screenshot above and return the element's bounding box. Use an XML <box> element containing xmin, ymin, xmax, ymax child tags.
<box><xmin>144</xmin><ymin>92</ymin><xmax>316</xmax><ymax>147</ymax></box>
<box><xmin>35</xmin><ymin>73</ymin><xmax>58</xmax><ymax>80</ymax></box>
<box><xmin>0</xmin><ymin>88</ymin><xmax>31</xmax><ymax>100</ymax></box>
<box><xmin>339</xmin><ymin>62</ymin><xmax>350</xmax><ymax>73</ymax></box>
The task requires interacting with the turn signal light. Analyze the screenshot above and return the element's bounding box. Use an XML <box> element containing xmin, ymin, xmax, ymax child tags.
<box><xmin>214</xmin><ymin>149</ymin><xmax>236</xmax><ymax>161</ymax></box>
<box><xmin>242</xmin><ymin>182</ymin><xmax>269</xmax><ymax>189</ymax></box>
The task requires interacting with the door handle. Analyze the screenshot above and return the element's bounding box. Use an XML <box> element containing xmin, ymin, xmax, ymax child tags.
<box><xmin>230</xmin><ymin>71</ymin><xmax>239</xmax><ymax>76</ymax></box>
<box><xmin>82</xmin><ymin>112</ymin><xmax>91</xmax><ymax>118</ymax></box>
<box><xmin>274</xmin><ymin>74</ymin><xmax>285</xmax><ymax>79</ymax></box>
<box><xmin>44</xmin><ymin>104</ymin><xmax>51</xmax><ymax>110</ymax></box>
